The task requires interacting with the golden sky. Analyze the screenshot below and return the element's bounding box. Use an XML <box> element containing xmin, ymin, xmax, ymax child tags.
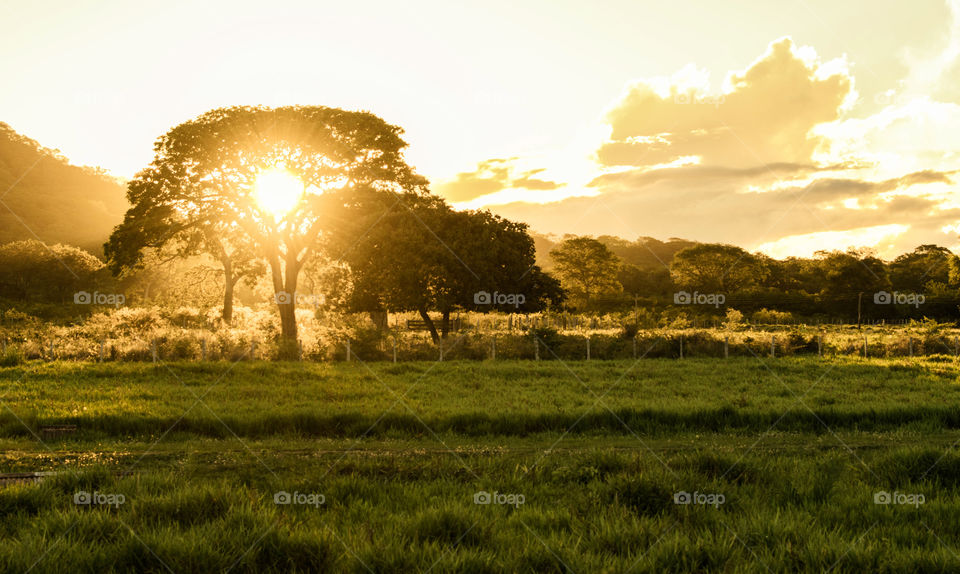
<box><xmin>3</xmin><ymin>0</ymin><xmax>959</xmax><ymax>257</ymax></box>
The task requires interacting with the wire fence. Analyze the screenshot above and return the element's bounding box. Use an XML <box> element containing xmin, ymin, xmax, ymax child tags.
<box><xmin>3</xmin><ymin>325</ymin><xmax>960</xmax><ymax>364</ymax></box>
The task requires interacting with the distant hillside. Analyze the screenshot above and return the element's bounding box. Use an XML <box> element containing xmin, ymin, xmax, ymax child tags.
<box><xmin>532</xmin><ymin>232</ymin><xmax>699</xmax><ymax>270</ymax></box>
<box><xmin>0</xmin><ymin>122</ymin><xmax>128</xmax><ymax>255</ymax></box>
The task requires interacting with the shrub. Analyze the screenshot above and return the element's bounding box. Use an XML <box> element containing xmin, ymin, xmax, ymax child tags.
<box><xmin>0</xmin><ymin>347</ymin><xmax>23</xmax><ymax>367</ymax></box>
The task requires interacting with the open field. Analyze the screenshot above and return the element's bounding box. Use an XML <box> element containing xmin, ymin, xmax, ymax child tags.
<box><xmin>0</xmin><ymin>358</ymin><xmax>959</xmax><ymax>572</ymax></box>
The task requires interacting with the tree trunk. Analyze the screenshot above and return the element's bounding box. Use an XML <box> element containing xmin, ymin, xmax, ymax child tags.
<box><xmin>440</xmin><ymin>309</ymin><xmax>450</xmax><ymax>340</ymax></box>
<box><xmin>369</xmin><ymin>310</ymin><xmax>388</xmax><ymax>331</ymax></box>
<box><xmin>419</xmin><ymin>307</ymin><xmax>440</xmax><ymax>344</ymax></box>
<box><xmin>270</xmin><ymin>248</ymin><xmax>302</xmax><ymax>360</ymax></box>
<box><xmin>221</xmin><ymin>258</ymin><xmax>234</xmax><ymax>324</ymax></box>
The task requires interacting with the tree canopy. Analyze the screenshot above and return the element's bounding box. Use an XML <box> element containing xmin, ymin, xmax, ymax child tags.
<box><xmin>550</xmin><ymin>237</ymin><xmax>622</xmax><ymax>307</ymax></box>
<box><xmin>106</xmin><ymin>105</ymin><xmax>427</xmax><ymax>352</ymax></box>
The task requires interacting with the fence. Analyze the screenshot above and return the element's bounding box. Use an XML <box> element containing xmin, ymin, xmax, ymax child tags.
<box><xmin>3</xmin><ymin>326</ymin><xmax>960</xmax><ymax>364</ymax></box>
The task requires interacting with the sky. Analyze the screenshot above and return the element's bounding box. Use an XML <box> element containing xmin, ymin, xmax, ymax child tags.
<box><xmin>2</xmin><ymin>0</ymin><xmax>959</xmax><ymax>258</ymax></box>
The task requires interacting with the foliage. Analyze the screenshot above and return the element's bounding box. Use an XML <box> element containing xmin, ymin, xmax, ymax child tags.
<box><xmin>550</xmin><ymin>236</ymin><xmax>622</xmax><ymax>308</ymax></box>
<box><xmin>670</xmin><ymin>243</ymin><xmax>762</xmax><ymax>293</ymax></box>
<box><xmin>0</xmin><ymin>240</ymin><xmax>105</xmax><ymax>306</ymax></box>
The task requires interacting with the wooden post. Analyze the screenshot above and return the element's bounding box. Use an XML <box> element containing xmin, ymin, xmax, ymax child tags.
<box><xmin>392</xmin><ymin>338</ymin><xmax>397</xmax><ymax>363</ymax></box>
<box><xmin>724</xmin><ymin>336</ymin><xmax>729</xmax><ymax>359</ymax></box>
<box><xmin>151</xmin><ymin>339</ymin><xmax>157</xmax><ymax>364</ymax></box>
<box><xmin>908</xmin><ymin>337</ymin><xmax>913</xmax><ymax>357</ymax></box>
<box><xmin>863</xmin><ymin>336</ymin><xmax>868</xmax><ymax>359</ymax></box>
<box><xmin>633</xmin><ymin>338</ymin><xmax>637</xmax><ymax>359</ymax></box>
<box><xmin>345</xmin><ymin>340</ymin><xmax>351</xmax><ymax>362</ymax></box>
<box><xmin>201</xmin><ymin>339</ymin><xmax>207</xmax><ymax>361</ymax></box>
<box><xmin>99</xmin><ymin>340</ymin><xmax>104</xmax><ymax>362</ymax></box>
<box><xmin>534</xmin><ymin>338</ymin><xmax>540</xmax><ymax>361</ymax></box>
<box><xmin>771</xmin><ymin>336</ymin><xmax>775</xmax><ymax>358</ymax></box>
<box><xmin>585</xmin><ymin>336</ymin><xmax>590</xmax><ymax>361</ymax></box>
<box><xmin>817</xmin><ymin>333</ymin><xmax>822</xmax><ymax>357</ymax></box>
<box><xmin>491</xmin><ymin>337</ymin><xmax>496</xmax><ymax>360</ymax></box>
<box><xmin>440</xmin><ymin>341</ymin><xmax>444</xmax><ymax>362</ymax></box>
<box><xmin>679</xmin><ymin>335</ymin><xmax>684</xmax><ymax>359</ymax></box>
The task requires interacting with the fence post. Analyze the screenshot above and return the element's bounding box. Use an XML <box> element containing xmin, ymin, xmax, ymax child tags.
<box><xmin>440</xmin><ymin>340</ymin><xmax>444</xmax><ymax>362</ymax></box>
<box><xmin>534</xmin><ymin>338</ymin><xmax>540</xmax><ymax>361</ymax></box>
<box><xmin>817</xmin><ymin>333</ymin><xmax>822</xmax><ymax>357</ymax></box>
<box><xmin>99</xmin><ymin>340</ymin><xmax>105</xmax><ymax>362</ymax></box>
<box><xmin>771</xmin><ymin>336</ymin><xmax>775</xmax><ymax>358</ymax></box>
<box><xmin>679</xmin><ymin>334</ymin><xmax>684</xmax><ymax>359</ymax></box>
<box><xmin>724</xmin><ymin>336</ymin><xmax>729</xmax><ymax>359</ymax></box>
<box><xmin>392</xmin><ymin>338</ymin><xmax>397</xmax><ymax>363</ymax></box>
<box><xmin>345</xmin><ymin>340</ymin><xmax>351</xmax><ymax>362</ymax></box>
<box><xmin>586</xmin><ymin>336</ymin><xmax>590</xmax><ymax>361</ymax></box>
<box><xmin>633</xmin><ymin>337</ymin><xmax>637</xmax><ymax>359</ymax></box>
<box><xmin>299</xmin><ymin>340</ymin><xmax>304</xmax><ymax>362</ymax></box>
<box><xmin>863</xmin><ymin>336</ymin><xmax>867</xmax><ymax>359</ymax></box>
<box><xmin>201</xmin><ymin>339</ymin><xmax>208</xmax><ymax>361</ymax></box>
<box><xmin>908</xmin><ymin>337</ymin><xmax>913</xmax><ymax>357</ymax></box>
<box><xmin>151</xmin><ymin>339</ymin><xmax>157</xmax><ymax>365</ymax></box>
<box><xmin>491</xmin><ymin>337</ymin><xmax>496</xmax><ymax>360</ymax></box>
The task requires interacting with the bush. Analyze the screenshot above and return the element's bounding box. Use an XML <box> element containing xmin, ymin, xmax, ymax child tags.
<box><xmin>752</xmin><ymin>308</ymin><xmax>794</xmax><ymax>324</ymax></box>
<box><xmin>0</xmin><ymin>347</ymin><xmax>23</xmax><ymax>367</ymax></box>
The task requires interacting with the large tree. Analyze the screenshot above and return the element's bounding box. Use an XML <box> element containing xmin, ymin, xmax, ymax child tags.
<box><xmin>104</xmin><ymin>199</ymin><xmax>261</xmax><ymax>323</ymax></box>
<box><xmin>670</xmin><ymin>243</ymin><xmax>762</xmax><ymax>293</ymax></box>
<box><xmin>888</xmin><ymin>244</ymin><xmax>953</xmax><ymax>292</ymax></box>
<box><xmin>108</xmin><ymin>105</ymin><xmax>425</xmax><ymax>354</ymax></box>
<box><xmin>550</xmin><ymin>237</ymin><xmax>622</xmax><ymax>307</ymax></box>
<box><xmin>336</xmin><ymin>191</ymin><xmax>562</xmax><ymax>343</ymax></box>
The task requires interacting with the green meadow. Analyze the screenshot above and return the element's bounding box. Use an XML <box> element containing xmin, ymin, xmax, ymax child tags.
<box><xmin>1</xmin><ymin>358</ymin><xmax>959</xmax><ymax>572</ymax></box>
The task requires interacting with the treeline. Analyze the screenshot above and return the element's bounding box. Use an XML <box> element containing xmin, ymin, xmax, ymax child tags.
<box><xmin>539</xmin><ymin>235</ymin><xmax>960</xmax><ymax>322</ymax></box>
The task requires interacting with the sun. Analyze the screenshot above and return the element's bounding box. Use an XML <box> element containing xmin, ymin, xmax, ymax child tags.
<box><xmin>253</xmin><ymin>168</ymin><xmax>304</xmax><ymax>219</ymax></box>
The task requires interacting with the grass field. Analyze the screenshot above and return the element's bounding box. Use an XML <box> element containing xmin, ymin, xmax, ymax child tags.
<box><xmin>2</xmin><ymin>358</ymin><xmax>960</xmax><ymax>572</ymax></box>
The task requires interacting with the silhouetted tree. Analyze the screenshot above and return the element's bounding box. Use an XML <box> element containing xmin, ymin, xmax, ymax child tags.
<box><xmin>670</xmin><ymin>243</ymin><xmax>761</xmax><ymax>293</ymax></box>
<box><xmin>888</xmin><ymin>244</ymin><xmax>952</xmax><ymax>292</ymax></box>
<box><xmin>337</xmin><ymin>191</ymin><xmax>561</xmax><ymax>343</ymax></box>
<box><xmin>108</xmin><ymin>106</ymin><xmax>426</xmax><ymax>355</ymax></box>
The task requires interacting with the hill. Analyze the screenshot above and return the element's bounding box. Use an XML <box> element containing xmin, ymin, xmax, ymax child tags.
<box><xmin>0</xmin><ymin>122</ymin><xmax>127</xmax><ymax>255</ymax></box>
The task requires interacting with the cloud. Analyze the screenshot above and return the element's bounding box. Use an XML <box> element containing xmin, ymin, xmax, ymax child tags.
<box><xmin>597</xmin><ymin>37</ymin><xmax>853</xmax><ymax>169</ymax></box>
<box><xmin>756</xmin><ymin>224</ymin><xmax>911</xmax><ymax>259</ymax></box>
<box><xmin>434</xmin><ymin>158</ymin><xmax>564</xmax><ymax>203</ymax></box>
<box><xmin>463</xmin><ymin>27</ymin><xmax>960</xmax><ymax>259</ymax></box>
